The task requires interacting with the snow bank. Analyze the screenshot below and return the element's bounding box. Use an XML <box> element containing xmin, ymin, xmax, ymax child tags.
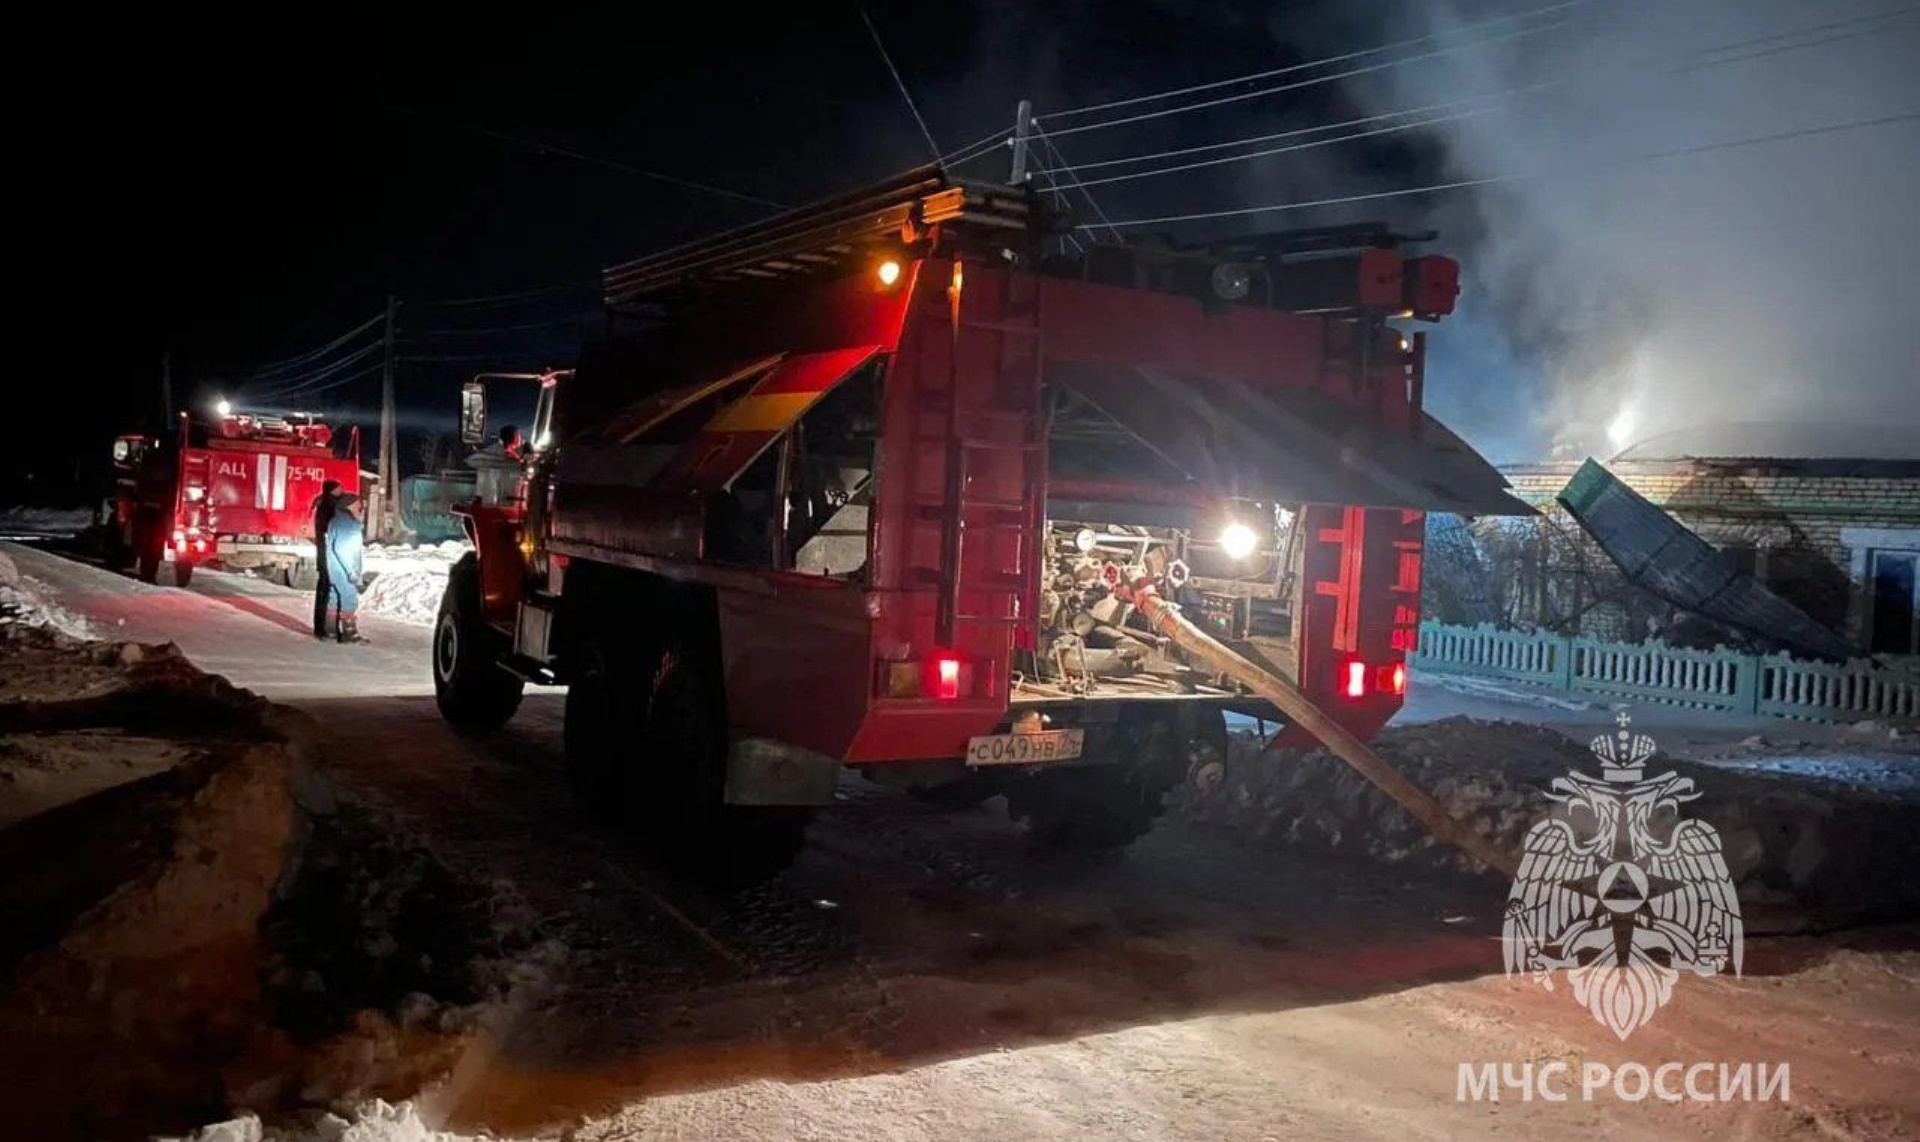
<box><xmin>0</xmin><ymin>550</ymin><xmax>92</xmax><ymax>638</ymax></box>
<box><xmin>170</xmin><ymin>1100</ymin><xmax>499</xmax><ymax>1142</ymax></box>
<box><xmin>1177</xmin><ymin>717</ymin><xmax>1920</xmax><ymax>932</ymax></box>
<box><xmin>0</xmin><ymin>505</ymin><xmax>93</xmax><ymax>537</ymax></box>
<box><xmin>360</xmin><ymin>541</ymin><xmax>469</xmax><ymax>626</ymax></box>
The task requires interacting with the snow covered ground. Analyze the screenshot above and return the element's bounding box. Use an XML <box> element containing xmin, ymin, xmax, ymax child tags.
<box><xmin>0</xmin><ymin>549</ymin><xmax>93</xmax><ymax>638</ymax></box>
<box><xmin>360</xmin><ymin>541</ymin><xmax>469</xmax><ymax>625</ymax></box>
<box><xmin>0</xmin><ymin>505</ymin><xmax>94</xmax><ymax>538</ymax></box>
<box><xmin>172</xmin><ymin>1100</ymin><xmax>490</xmax><ymax>1142</ymax></box>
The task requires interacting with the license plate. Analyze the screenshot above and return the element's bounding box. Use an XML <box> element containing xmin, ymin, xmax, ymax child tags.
<box><xmin>965</xmin><ymin>728</ymin><xmax>1085</xmax><ymax>767</ymax></box>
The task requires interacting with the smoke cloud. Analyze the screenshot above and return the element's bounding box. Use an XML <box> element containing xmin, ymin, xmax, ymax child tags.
<box><xmin>1302</xmin><ymin>0</ymin><xmax>1920</xmax><ymax>461</ymax></box>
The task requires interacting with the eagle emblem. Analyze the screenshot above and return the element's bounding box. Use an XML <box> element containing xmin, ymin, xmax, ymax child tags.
<box><xmin>1503</xmin><ymin>710</ymin><xmax>1742</xmax><ymax>1041</ymax></box>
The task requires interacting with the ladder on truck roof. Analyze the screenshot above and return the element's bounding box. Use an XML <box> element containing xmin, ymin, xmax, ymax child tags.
<box><xmin>601</xmin><ymin>165</ymin><xmax>1037</xmax><ymax>311</ymax></box>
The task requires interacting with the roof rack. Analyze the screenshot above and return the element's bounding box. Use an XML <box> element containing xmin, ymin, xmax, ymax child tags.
<box><xmin>601</xmin><ymin>164</ymin><xmax>1036</xmax><ymax>311</ymax></box>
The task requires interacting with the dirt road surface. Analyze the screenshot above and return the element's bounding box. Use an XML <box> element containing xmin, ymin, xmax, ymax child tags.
<box><xmin>7</xmin><ymin>539</ymin><xmax>1917</xmax><ymax>1141</ymax></box>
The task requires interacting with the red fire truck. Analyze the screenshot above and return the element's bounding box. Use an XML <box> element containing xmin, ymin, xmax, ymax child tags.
<box><xmin>432</xmin><ymin>168</ymin><xmax>1527</xmax><ymax>882</ymax></box>
<box><xmin>106</xmin><ymin>409</ymin><xmax>361</xmax><ymax>588</ymax></box>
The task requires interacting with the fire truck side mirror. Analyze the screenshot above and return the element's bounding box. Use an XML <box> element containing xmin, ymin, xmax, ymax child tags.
<box><xmin>460</xmin><ymin>381</ymin><xmax>487</xmax><ymax>446</ymax></box>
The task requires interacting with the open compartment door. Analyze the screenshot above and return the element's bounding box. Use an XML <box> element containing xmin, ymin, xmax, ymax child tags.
<box><xmin>1048</xmin><ymin>362</ymin><xmax>1532</xmax><ymax>516</ymax></box>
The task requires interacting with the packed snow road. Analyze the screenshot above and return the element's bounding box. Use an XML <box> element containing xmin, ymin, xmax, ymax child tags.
<box><xmin>6</xmin><ymin>539</ymin><xmax>1919</xmax><ymax>1141</ymax></box>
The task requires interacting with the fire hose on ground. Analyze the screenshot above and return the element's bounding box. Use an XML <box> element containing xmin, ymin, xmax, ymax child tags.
<box><xmin>1123</xmin><ymin>581</ymin><xmax>1520</xmax><ymax>878</ymax></box>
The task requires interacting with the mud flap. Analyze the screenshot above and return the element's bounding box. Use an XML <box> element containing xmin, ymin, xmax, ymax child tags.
<box><xmin>723</xmin><ymin>738</ymin><xmax>844</xmax><ymax>806</ymax></box>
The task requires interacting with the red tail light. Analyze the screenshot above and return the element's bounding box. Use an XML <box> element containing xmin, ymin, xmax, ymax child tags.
<box><xmin>1344</xmin><ymin>659</ymin><xmax>1367</xmax><ymax>700</ymax></box>
<box><xmin>934</xmin><ymin>655</ymin><xmax>961</xmax><ymax>701</ymax></box>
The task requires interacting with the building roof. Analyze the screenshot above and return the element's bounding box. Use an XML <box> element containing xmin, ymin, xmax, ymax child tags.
<box><xmin>1613</xmin><ymin>421</ymin><xmax>1920</xmax><ymax>463</ymax></box>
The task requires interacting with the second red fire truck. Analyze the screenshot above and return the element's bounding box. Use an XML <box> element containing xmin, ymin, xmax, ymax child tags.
<box><xmin>106</xmin><ymin>408</ymin><xmax>361</xmax><ymax>588</ymax></box>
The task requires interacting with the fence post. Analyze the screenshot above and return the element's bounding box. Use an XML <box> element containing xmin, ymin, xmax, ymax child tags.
<box><xmin>1554</xmin><ymin>634</ymin><xmax>1575</xmax><ymax>693</ymax></box>
<box><xmin>1732</xmin><ymin>652</ymin><xmax>1761</xmax><ymax>715</ymax></box>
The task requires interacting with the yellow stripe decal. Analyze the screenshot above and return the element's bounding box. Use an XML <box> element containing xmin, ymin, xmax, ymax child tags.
<box><xmin>705</xmin><ymin>391</ymin><xmax>818</xmax><ymax>434</ymax></box>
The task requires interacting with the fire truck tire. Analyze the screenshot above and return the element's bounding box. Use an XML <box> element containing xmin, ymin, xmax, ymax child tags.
<box><xmin>1005</xmin><ymin>719</ymin><xmax>1182</xmax><ymax>850</ymax></box>
<box><xmin>133</xmin><ymin>510</ymin><xmax>164</xmax><ymax>583</ymax></box>
<box><xmin>173</xmin><ymin>560</ymin><xmax>194</xmax><ymax>589</ymax></box>
<box><xmin>562</xmin><ymin>654</ymin><xmax>630</xmax><ymax>820</ymax></box>
<box><xmin>644</xmin><ymin>642</ymin><xmax>809</xmax><ymax>888</ymax></box>
<box><xmin>432</xmin><ymin>555</ymin><xmax>523</xmax><ymax>731</ymax></box>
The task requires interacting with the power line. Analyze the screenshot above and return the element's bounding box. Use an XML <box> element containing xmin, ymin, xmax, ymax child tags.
<box><xmin>248</xmin><ymin>363</ymin><xmax>385</xmax><ymax>404</ymax></box>
<box><xmin>937</xmin><ymin>125</ymin><xmax>1013</xmax><ymax>169</ymax></box>
<box><xmin>1035</xmin><ymin>128</ymin><xmax>1121</xmax><ymax>242</ymax></box>
<box><xmin>1068</xmin><ymin>85</ymin><xmax>1546</xmax><ymax>174</ymax></box>
<box><xmin>244</xmin><ymin>340</ymin><xmax>388</xmax><ymax>399</ymax></box>
<box><xmin>391</xmin><ymin>106</ymin><xmax>787</xmax><ymax>209</ymax></box>
<box><xmin>1055</xmin><ymin>7</ymin><xmax>1906</xmax><ymax>186</ymax></box>
<box><xmin>1080</xmin><ymin>109</ymin><xmax>1920</xmax><ymax>230</ymax></box>
<box><xmin>410</xmin><ymin>313</ymin><xmax>601</xmax><ymax>336</ymax></box>
<box><xmin>1694</xmin><ymin>3</ymin><xmax>1917</xmax><ymax>63</ymax></box>
<box><xmin>1071</xmin><ymin>104</ymin><xmax>1497</xmax><ymax>190</ymax></box>
<box><xmin>1042</xmin><ymin>0</ymin><xmax>1594</xmax><ymax>124</ymax></box>
<box><xmin>857</xmin><ymin>2</ymin><xmax>942</xmax><ymax>163</ymax></box>
<box><xmin>237</xmin><ymin>312</ymin><xmax>384</xmax><ymax>380</ymax></box>
<box><xmin>411</xmin><ymin>279</ymin><xmax>599</xmax><ymax>309</ymax></box>
<box><xmin>1038</xmin><ymin>14</ymin><xmax>1580</xmax><ymax>140</ymax></box>
<box><xmin>400</xmin><ymin>350</ymin><xmax>562</xmax><ymax>364</ymax></box>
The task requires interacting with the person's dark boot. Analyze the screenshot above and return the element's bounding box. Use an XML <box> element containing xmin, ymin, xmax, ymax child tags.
<box><xmin>336</xmin><ymin>616</ymin><xmax>366</xmax><ymax>644</ymax></box>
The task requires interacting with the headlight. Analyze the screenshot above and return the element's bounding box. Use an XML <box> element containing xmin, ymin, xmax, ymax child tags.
<box><xmin>1218</xmin><ymin>522</ymin><xmax>1259</xmax><ymax>560</ymax></box>
<box><xmin>1073</xmin><ymin>528</ymin><xmax>1098</xmax><ymax>553</ymax></box>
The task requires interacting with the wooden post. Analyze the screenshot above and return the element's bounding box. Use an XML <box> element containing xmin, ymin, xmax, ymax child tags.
<box><xmin>1128</xmin><ymin>585</ymin><xmax>1519</xmax><ymax>877</ymax></box>
<box><xmin>379</xmin><ymin>294</ymin><xmax>398</xmax><ymax>540</ymax></box>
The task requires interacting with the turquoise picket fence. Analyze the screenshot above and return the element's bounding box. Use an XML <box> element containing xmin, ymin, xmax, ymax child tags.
<box><xmin>1411</xmin><ymin>621</ymin><xmax>1920</xmax><ymax>723</ymax></box>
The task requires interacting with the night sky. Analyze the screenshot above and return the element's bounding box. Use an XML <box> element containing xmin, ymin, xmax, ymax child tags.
<box><xmin>17</xmin><ymin>1</ymin><xmax>1916</xmax><ymax>504</ymax></box>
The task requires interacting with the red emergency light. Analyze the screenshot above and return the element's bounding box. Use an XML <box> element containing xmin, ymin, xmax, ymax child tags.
<box><xmin>934</xmin><ymin>655</ymin><xmax>962</xmax><ymax>701</ymax></box>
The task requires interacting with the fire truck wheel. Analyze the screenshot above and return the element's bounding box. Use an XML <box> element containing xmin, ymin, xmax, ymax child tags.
<box><xmin>562</xmin><ymin>653</ymin><xmax>630</xmax><ymax>820</ymax></box>
<box><xmin>432</xmin><ymin>555</ymin><xmax>524</xmax><ymax>731</ymax></box>
<box><xmin>1005</xmin><ymin>720</ymin><xmax>1181</xmax><ymax>851</ymax></box>
<box><xmin>173</xmin><ymin>560</ymin><xmax>194</xmax><ymax>589</ymax></box>
<box><xmin>133</xmin><ymin>510</ymin><xmax>164</xmax><ymax>583</ymax></box>
<box><xmin>645</xmin><ymin>644</ymin><xmax>809</xmax><ymax>888</ymax></box>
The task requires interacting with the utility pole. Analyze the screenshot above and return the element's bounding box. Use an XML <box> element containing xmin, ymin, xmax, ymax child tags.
<box><xmin>379</xmin><ymin>294</ymin><xmax>398</xmax><ymax>540</ymax></box>
<box><xmin>160</xmin><ymin>349</ymin><xmax>173</xmax><ymax>427</ymax></box>
<box><xmin>1008</xmin><ymin>99</ymin><xmax>1034</xmax><ymax>186</ymax></box>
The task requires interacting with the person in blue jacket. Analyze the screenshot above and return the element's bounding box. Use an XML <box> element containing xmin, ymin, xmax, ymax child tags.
<box><xmin>325</xmin><ymin>491</ymin><xmax>367</xmax><ymax>644</ymax></box>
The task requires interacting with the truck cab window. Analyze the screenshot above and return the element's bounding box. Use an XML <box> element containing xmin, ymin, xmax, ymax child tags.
<box><xmin>786</xmin><ymin>359</ymin><xmax>881</xmax><ymax>577</ymax></box>
<box><xmin>705</xmin><ymin>360</ymin><xmax>882</xmax><ymax>575</ymax></box>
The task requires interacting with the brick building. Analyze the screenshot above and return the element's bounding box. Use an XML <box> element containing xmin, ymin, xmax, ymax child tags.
<box><xmin>1497</xmin><ymin>448</ymin><xmax>1920</xmax><ymax>657</ymax></box>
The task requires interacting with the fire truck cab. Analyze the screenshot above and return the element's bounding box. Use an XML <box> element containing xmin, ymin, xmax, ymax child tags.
<box><xmin>106</xmin><ymin>409</ymin><xmax>360</xmax><ymax>588</ymax></box>
<box><xmin>434</xmin><ymin>168</ymin><xmax>1527</xmax><ymax>883</ymax></box>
